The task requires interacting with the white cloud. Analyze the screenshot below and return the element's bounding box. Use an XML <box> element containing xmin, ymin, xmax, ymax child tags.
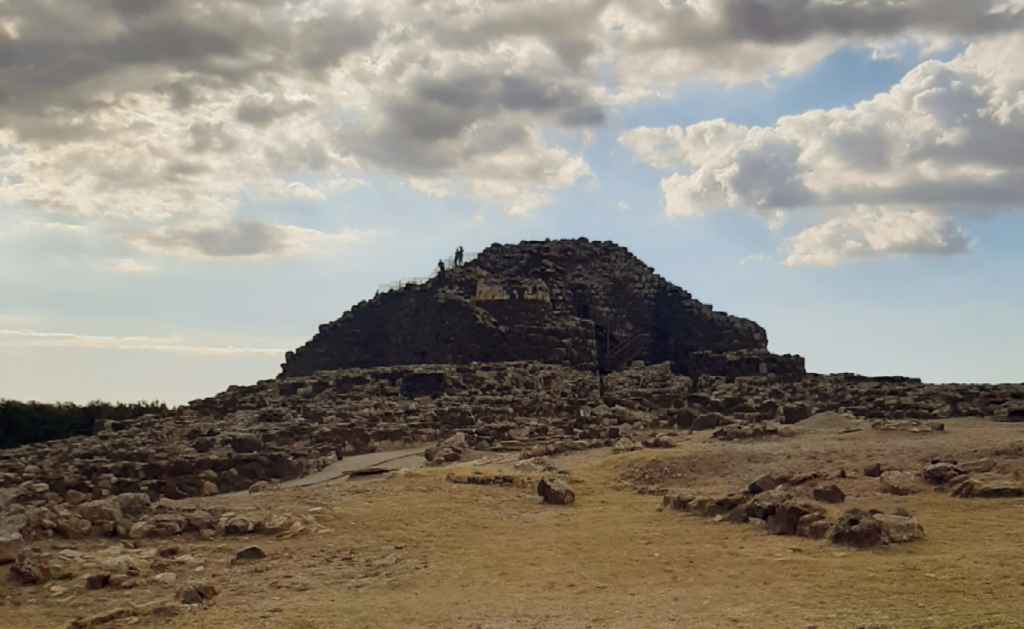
<box><xmin>3</xmin><ymin>0</ymin><xmax>1022</xmax><ymax>248</ymax></box>
<box><xmin>123</xmin><ymin>219</ymin><xmax>372</xmax><ymax>259</ymax></box>
<box><xmin>617</xmin><ymin>201</ymin><xmax>630</xmax><ymax>211</ymax></box>
<box><xmin>784</xmin><ymin>207</ymin><xmax>974</xmax><ymax>266</ymax></box>
<box><xmin>622</xmin><ymin>32</ymin><xmax>1024</xmax><ymax>264</ymax></box>
<box><xmin>0</xmin><ymin>329</ymin><xmax>285</xmax><ymax>355</ymax></box>
<box><xmin>409</xmin><ymin>178</ymin><xmax>452</xmax><ymax>199</ymax></box>
<box><xmin>110</xmin><ymin>259</ymin><xmax>157</xmax><ymax>274</ymax></box>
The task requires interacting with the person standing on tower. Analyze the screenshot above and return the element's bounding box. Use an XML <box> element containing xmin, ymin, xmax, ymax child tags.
<box><xmin>454</xmin><ymin>246</ymin><xmax>464</xmax><ymax>267</ymax></box>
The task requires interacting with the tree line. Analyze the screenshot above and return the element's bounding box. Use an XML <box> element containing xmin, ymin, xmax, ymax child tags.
<box><xmin>0</xmin><ymin>399</ymin><xmax>169</xmax><ymax>449</ymax></box>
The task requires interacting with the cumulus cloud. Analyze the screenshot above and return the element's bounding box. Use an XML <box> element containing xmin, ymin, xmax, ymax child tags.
<box><xmin>3</xmin><ymin>0</ymin><xmax>1024</xmax><ymax>253</ymax></box>
<box><xmin>783</xmin><ymin>207</ymin><xmax>974</xmax><ymax>266</ymax></box>
<box><xmin>622</xmin><ymin>32</ymin><xmax>1024</xmax><ymax>264</ymax></box>
<box><xmin>0</xmin><ymin>329</ymin><xmax>285</xmax><ymax>355</ymax></box>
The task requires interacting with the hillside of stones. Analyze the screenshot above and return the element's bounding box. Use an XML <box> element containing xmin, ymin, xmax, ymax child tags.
<box><xmin>3</xmin><ymin>359</ymin><xmax>1023</xmax><ymax>531</ymax></box>
<box><xmin>281</xmin><ymin>238</ymin><xmax>805</xmax><ymax>380</ymax></box>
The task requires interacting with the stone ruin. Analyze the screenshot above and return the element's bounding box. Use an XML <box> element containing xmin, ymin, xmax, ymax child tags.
<box><xmin>3</xmin><ymin>238</ymin><xmax>1024</xmax><ymax>554</ymax></box>
<box><xmin>280</xmin><ymin>238</ymin><xmax>806</xmax><ymax>380</ymax></box>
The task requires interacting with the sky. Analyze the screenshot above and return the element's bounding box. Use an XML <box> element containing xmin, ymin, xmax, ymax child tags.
<box><xmin>2</xmin><ymin>0</ymin><xmax>1024</xmax><ymax>405</ymax></box>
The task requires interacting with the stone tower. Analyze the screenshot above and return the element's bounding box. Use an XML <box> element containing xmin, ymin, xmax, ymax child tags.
<box><xmin>280</xmin><ymin>238</ymin><xmax>804</xmax><ymax>380</ymax></box>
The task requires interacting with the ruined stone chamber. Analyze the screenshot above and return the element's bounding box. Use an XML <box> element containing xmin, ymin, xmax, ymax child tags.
<box><xmin>280</xmin><ymin>238</ymin><xmax>806</xmax><ymax>381</ymax></box>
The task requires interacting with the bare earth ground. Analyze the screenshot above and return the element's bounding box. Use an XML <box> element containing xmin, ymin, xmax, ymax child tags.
<box><xmin>4</xmin><ymin>417</ymin><xmax>1024</xmax><ymax>629</ymax></box>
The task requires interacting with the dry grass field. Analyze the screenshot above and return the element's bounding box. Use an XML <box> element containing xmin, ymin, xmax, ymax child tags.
<box><xmin>4</xmin><ymin>417</ymin><xmax>1024</xmax><ymax>629</ymax></box>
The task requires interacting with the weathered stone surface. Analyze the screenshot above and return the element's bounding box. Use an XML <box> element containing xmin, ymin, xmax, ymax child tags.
<box><xmin>782</xmin><ymin>403</ymin><xmax>813</xmax><ymax>424</ymax></box>
<box><xmin>873</xmin><ymin>514</ymin><xmax>923</xmax><ymax>544</ymax></box>
<box><xmin>67</xmin><ymin>607</ymin><xmax>135</xmax><ymax>629</ymax></box>
<box><xmin>235</xmin><ymin>546</ymin><xmax>266</xmax><ymax>561</ymax></box>
<box><xmin>178</xmin><ymin>581</ymin><xmax>218</xmax><ymax>605</ymax></box>
<box><xmin>767</xmin><ymin>500</ymin><xmax>824</xmax><ymax>536</ymax></box>
<box><xmin>748</xmin><ymin>474</ymin><xmax>778</xmax><ymax>495</ymax></box>
<box><xmin>880</xmin><ymin>471</ymin><xmax>920</xmax><ymax>496</ymax></box>
<box><xmin>923</xmin><ymin>462</ymin><xmax>962</xmax><ymax>485</ymax></box>
<box><xmin>864</xmin><ymin>463</ymin><xmax>883</xmax><ymax>478</ymax></box>
<box><xmin>537</xmin><ymin>477</ymin><xmax>575</xmax><ymax>506</ymax></box>
<box><xmin>280</xmin><ymin>239</ymin><xmax>803</xmax><ymax>380</ymax></box>
<box><xmin>746</xmin><ymin>487</ymin><xmax>792</xmax><ymax>521</ymax></box>
<box><xmin>8</xmin><ymin>548</ymin><xmax>49</xmax><ymax>584</ymax></box>
<box><xmin>812</xmin><ymin>484</ymin><xmax>845</xmax><ymax>504</ymax></box>
<box><xmin>951</xmin><ymin>477</ymin><xmax>1024</xmax><ymax>499</ymax></box>
<box><xmin>830</xmin><ymin>509</ymin><xmax>883</xmax><ymax>549</ymax></box>
<box><xmin>0</xmin><ymin>532</ymin><xmax>24</xmax><ymax>564</ymax></box>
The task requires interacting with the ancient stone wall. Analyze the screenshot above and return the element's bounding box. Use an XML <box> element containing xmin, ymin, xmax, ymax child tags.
<box><xmin>280</xmin><ymin>238</ymin><xmax>802</xmax><ymax>380</ymax></box>
<box><xmin>3</xmin><ymin>360</ymin><xmax>1024</xmax><ymax>533</ymax></box>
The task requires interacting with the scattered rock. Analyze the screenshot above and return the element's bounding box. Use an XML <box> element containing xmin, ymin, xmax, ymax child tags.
<box><xmin>67</xmin><ymin>607</ymin><xmax>135</xmax><ymax>629</ymax></box>
<box><xmin>537</xmin><ymin>477</ymin><xmax>575</xmax><ymax>506</ymax></box>
<box><xmin>873</xmin><ymin>514</ymin><xmax>923</xmax><ymax>544</ymax></box>
<box><xmin>612</xmin><ymin>438</ymin><xmax>640</xmax><ymax>454</ymax></box>
<box><xmin>782</xmin><ymin>403</ymin><xmax>813</xmax><ymax>424</ymax></box>
<box><xmin>153</xmin><ymin>572</ymin><xmax>177</xmax><ymax>586</ymax></box>
<box><xmin>951</xmin><ymin>477</ymin><xmax>1024</xmax><ymax>499</ymax></box>
<box><xmin>864</xmin><ymin>463</ymin><xmax>883</xmax><ymax>478</ymax></box>
<box><xmin>235</xmin><ymin>546</ymin><xmax>267</xmax><ymax>562</ymax></box>
<box><xmin>829</xmin><ymin>509</ymin><xmax>883</xmax><ymax>549</ymax></box>
<box><xmin>177</xmin><ymin>581</ymin><xmax>218</xmax><ymax>606</ymax></box>
<box><xmin>812</xmin><ymin>483</ymin><xmax>846</xmax><ymax>504</ymax></box>
<box><xmin>880</xmin><ymin>471</ymin><xmax>920</xmax><ymax>496</ymax></box>
<box><xmin>748</xmin><ymin>474</ymin><xmax>779</xmax><ymax>495</ymax></box>
<box><xmin>7</xmin><ymin>548</ymin><xmax>50</xmax><ymax>585</ymax></box>
<box><xmin>85</xmin><ymin>573</ymin><xmax>111</xmax><ymax>590</ymax></box>
<box><xmin>0</xmin><ymin>532</ymin><xmax>24</xmax><ymax>564</ymax></box>
<box><xmin>767</xmin><ymin>500</ymin><xmax>824</xmax><ymax>536</ymax></box>
<box><xmin>923</xmin><ymin>462</ymin><xmax>962</xmax><ymax>485</ymax></box>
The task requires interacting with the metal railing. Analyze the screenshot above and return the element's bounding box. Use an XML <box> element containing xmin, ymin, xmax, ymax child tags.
<box><xmin>376</xmin><ymin>251</ymin><xmax>478</xmax><ymax>296</ymax></box>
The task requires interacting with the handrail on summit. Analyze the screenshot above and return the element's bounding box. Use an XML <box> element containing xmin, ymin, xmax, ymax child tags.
<box><xmin>376</xmin><ymin>248</ymin><xmax>478</xmax><ymax>296</ymax></box>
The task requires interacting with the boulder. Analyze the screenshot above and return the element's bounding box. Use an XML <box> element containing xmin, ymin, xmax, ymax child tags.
<box><xmin>959</xmin><ymin>458</ymin><xmax>997</xmax><ymax>474</ymax></box>
<box><xmin>812</xmin><ymin>483</ymin><xmax>846</xmax><ymax>504</ymax></box>
<box><xmin>873</xmin><ymin>514</ymin><xmax>923</xmax><ymax>544</ymax></box>
<box><xmin>766</xmin><ymin>500</ymin><xmax>823</xmax><ymax>536</ymax></box>
<box><xmin>76</xmin><ymin>499</ymin><xmax>123</xmax><ymax>526</ymax></box>
<box><xmin>782</xmin><ymin>403</ymin><xmax>813</xmax><ymax>424</ymax></box>
<box><xmin>7</xmin><ymin>548</ymin><xmax>50</xmax><ymax>585</ymax></box>
<box><xmin>128</xmin><ymin>521</ymin><xmax>153</xmax><ymax>540</ymax></box>
<box><xmin>177</xmin><ymin>581</ymin><xmax>218</xmax><ymax>606</ymax></box>
<box><xmin>692</xmin><ymin>413</ymin><xmax>723</xmax><ymax>431</ymax></box>
<box><xmin>612</xmin><ymin>438</ymin><xmax>640</xmax><ymax>454</ymax></box>
<box><xmin>224</xmin><ymin>516</ymin><xmax>258</xmax><ymax>536</ymax></box>
<box><xmin>112</xmin><ymin>493</ymin><xmax>152</xmax><ymax>519</ymax></box>
<box><xmin>951</xmin><ymin>478</ymin><xmax>1023</xmax><ymax>499</ymax></box>
<box><xmin>0</xmin><ymin>532</ymin><xmax>25</xmax><ymax>564</ymax></box>
<box><xmin>923</xmin><ymin>462</ymin><xmax>961</xmax><ymax>485</ymax></box>
<box><xmin>85</xmin><ymin>573</ymin><xmax>111</xmax><ymax>590</ymax></box>
<box><xmin>235</xmin><ymin>546</ymin><xmax>266</xmax><ymax>562</ymax></box>
<box><xmin>746</xmin><ymin>487</ymin><xmax>791</xmax><ymax>520</ymax></box>
<box><xmin>864</xmin><ymin>463</ymin><xmax>883</xmax><ymax>478</ymax></box>
<box><xmin>880</xmin><ymin>471</ymin><xmax>920</xmax><ymax>496</ymax></box>
<box><xmin>829</xmin><ymin>509</ymin><xmax>883</xmax><ymax>549</ymax></box>
<box><xmin>796</xmin><ymin>513</ymin><xmax>833</xmax><ymax>539</ymax></box>
<box><xmin>537</xmin><ymin>477</ymin><xmax>575</xmax><ymax>506</ymax></box>
<box><xmin>748</xmin><ymin>474</ymin><xmax>778</xmax><ymax>495</ymax></box>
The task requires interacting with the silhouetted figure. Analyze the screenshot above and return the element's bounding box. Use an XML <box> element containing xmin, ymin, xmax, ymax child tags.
<box><xmin>437</xmin><ymin>259</ymin><xmax>446</xmax><ymax>280</ymax></box>
<box><xmin>454</xmin><ymin>246</ymin><xmax>464</xmax><ymax>267</ymax></box>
